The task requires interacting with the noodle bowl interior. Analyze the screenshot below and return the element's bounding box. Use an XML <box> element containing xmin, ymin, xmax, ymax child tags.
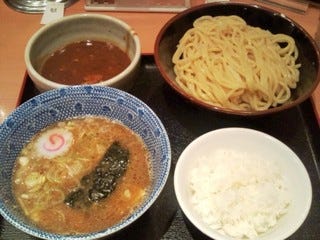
<box><xmin>172</xmin><ymin>15</ymin><xmax>301</xmax><ymax>111</ymax></box>
<box><xmin>12</xmin><ymin>116</ymin><xmax>151</xmax><ymax>234</ymax></box>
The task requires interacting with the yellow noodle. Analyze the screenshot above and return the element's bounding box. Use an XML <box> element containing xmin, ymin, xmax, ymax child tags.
<box><xmin>172</xmin><ymin>15</ymin><xmax>301</xmax><ymax>111</ymax></box>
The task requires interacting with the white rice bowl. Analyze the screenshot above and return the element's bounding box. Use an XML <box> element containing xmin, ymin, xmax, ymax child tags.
<box><xmin>174</xmin><ymin>128</ymin><xmax>312</xmax><ymax>240</ymax></box>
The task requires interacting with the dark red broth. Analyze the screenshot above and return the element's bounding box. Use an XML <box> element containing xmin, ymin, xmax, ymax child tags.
<box><xmin>40</xmin><ymin>40</ymin><xmax>131</xmax><ymax>85</ymax></box>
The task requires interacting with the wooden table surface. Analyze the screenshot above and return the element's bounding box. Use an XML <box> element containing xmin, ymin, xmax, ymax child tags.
<box><xmin>0</xmin><ymin>0</ymin><xmax>319</xmax><ymax>124</ymax></box>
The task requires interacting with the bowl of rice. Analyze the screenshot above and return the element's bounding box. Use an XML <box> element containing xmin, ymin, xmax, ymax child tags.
<box><xmin>174</xmin><ymin>128</ymin><xmax>312</xmax><ymax>240</ymax></box>
<box><xmin>154</xmin><ymin>2</ymin><xmax>320</xmax><ymax>116</ymax></box>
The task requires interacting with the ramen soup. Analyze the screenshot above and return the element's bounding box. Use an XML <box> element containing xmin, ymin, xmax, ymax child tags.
<box><xmin>12</xmin><ymin>116</ymin><xmax>151</xmax><ymax>234</ymax></box>
<box><xmin>40</xmin><ymin>40</ymin><xmax>131</xmax><ymax>85</ymax></box>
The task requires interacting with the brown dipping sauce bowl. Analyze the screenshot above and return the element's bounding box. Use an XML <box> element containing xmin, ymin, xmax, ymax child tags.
<box><xmin>25</xmin><ymin>13</ymin><xmax>141</xmax><ymax>92</ymax></box>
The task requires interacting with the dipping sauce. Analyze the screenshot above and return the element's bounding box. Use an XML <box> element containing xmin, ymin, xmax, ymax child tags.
<box><xmin>40</xmin><ymin>40</ymin><xmax>131</xmax><ymax>85</ymax></box>
<box><xmin>12</xmin><ymin>116</ymin><xmax>151</xmax><ymax>234</ymax></box>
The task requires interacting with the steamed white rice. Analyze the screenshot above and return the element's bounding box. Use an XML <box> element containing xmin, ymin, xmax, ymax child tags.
<box><xmin>189</xmin><ymin>148</ymin><xmax>291</xmax><ymax>239</ymax></box>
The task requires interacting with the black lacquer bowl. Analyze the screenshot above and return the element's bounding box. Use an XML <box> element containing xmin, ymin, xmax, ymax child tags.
<box><xmin>154</xmin><ymin>2</ymin><xmax>320</xmax><ymax>116</ymax></box>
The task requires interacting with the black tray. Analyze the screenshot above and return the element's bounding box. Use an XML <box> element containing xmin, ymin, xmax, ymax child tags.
<box><xmin>1</xmin><ymin>56</ymin><xmax>320</xmax><ymax>240</ymax></box>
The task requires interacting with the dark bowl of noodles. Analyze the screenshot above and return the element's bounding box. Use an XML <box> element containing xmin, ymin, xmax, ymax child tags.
<box><xmin>0</xmin><ymin>86</ymin><xmax>171</xmax><ymax>239</ymax></box>
<box><xmin>154</xmin><ymin>2</ymin><xmax>320</xmax><ymax>116</ymax></box>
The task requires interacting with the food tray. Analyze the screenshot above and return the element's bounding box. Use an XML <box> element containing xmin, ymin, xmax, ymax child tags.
<box><xmin>1</xmin><ymin>56</ymin><xmax>320</xmax><ymax>239</ymax></box>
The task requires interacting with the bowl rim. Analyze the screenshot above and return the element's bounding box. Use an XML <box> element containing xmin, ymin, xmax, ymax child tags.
<box><xmin>174</xmin><ymin>127</ymin><xmax>312</xmax><ymax>240</ymax></box>
<box><xmin>154</xmin><ymin>2</ymin><xmax>320</xmax><ymax>116</ymax></box>
<box><xmin>0</xmin><ymin>85</ymin><xmax>171</xmax><ymax>240</ymax></box>
<box><xmin>24</xmin><ymin>13</ymin><xmax>141</xmax><ymax>90</ymax></box>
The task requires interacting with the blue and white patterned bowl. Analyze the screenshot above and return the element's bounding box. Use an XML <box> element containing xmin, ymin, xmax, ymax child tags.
<box><xmin>0</xmin><ymin>85</ymin><xmax>171</xmax><ymax>240</ymax></box>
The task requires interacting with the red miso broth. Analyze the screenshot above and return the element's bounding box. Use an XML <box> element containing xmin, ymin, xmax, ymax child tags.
<box><xmin>40</xmin><ymin>40</ymin><xmax>131</xmax><ymax>85</ymax></box>
<box><xmin>12</xmin><ymin>116</ymin><xmax>151</xmax><ymax>234</ymax></box>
